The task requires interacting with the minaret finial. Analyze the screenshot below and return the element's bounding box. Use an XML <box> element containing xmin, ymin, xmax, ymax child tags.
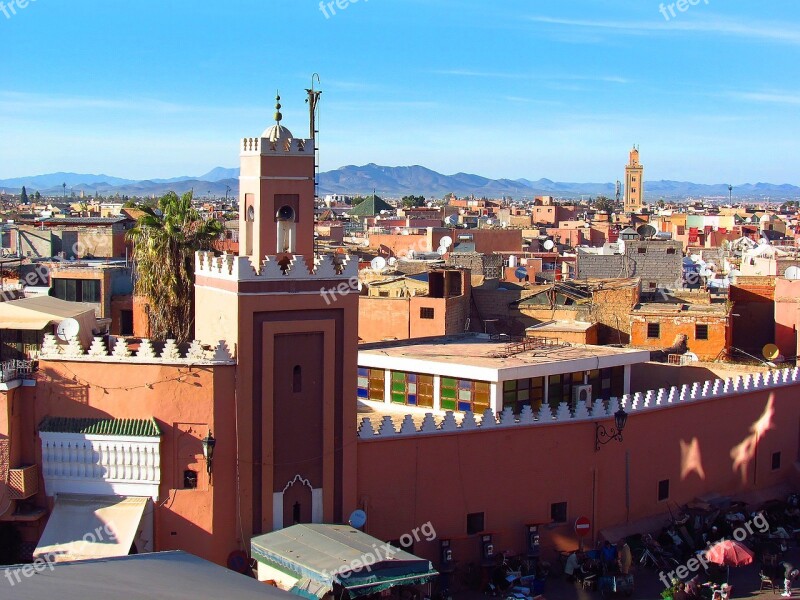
<box><xmin>274</xmin><ymin>91</ymin><xmax>282</xmax><ymax>124</ymax></box>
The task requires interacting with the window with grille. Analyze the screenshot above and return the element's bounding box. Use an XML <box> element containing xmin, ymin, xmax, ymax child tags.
<box><xmin>695</xmin><ymin>324</ymin><xmax>709</xmax><ymax>340</ymax></box>
<box><xmin>420</xmin><ymin>307</ymin><xmax>435</xmax><ymax>319</ymax></box>
<box><xmin>647</xmin><ymin>323</ymin><xmax>660</xmax><ymax>339</ymax></box>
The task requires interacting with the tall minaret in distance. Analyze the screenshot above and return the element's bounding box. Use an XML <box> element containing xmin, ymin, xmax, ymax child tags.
<box><xmin>624</xmin><ymin>145</ymin><xmax>644</xmax><ymax>213</ymax></box>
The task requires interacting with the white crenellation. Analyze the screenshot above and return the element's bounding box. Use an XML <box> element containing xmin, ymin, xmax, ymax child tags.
<box><xmin>574</xmin><ymin>401</ymin><xmax>591</xmax><ymax>420</ymax></box>
<box><xmin>378</xmin><ymin>416</ymin><xmax>397</xmax><ymax>437</ymax></box>
<box><xmin>555</xmin><ymin>402</ymin><xmax>572</xmax><ymax>421</ymax></box>
<box><xmin>64</xmin><ymin>336</ymin><xmax>84</xmax><ymax>358</ymax></box>
<box><xmin>537</xmin><ymin>403</ymin><xmax>554</xmax><ymax>422</ymax></box>
<box><xmin>461</xmin><ymin>412</ymin><xmax>479</xmax><ymax>430</ymax></box>
<box><xmin>419</xmin><ymin>413</ymin><xmax>438</xmax><ymax>433</ymax></box>
<box><xmin>87</xmin><ymin>337</ymin><xmax>107</xmax><ymax>357</ymax></box>
<box><xmin>591</xmin><ymin>398</ymin><xmax>606</xmax><ymax>418</ymax></box>
<box><xmin>111</xmin><ymin>338</ymin><xmax>131</xmax><ymax>358</ymax></box>
<box><xmin>358</xmin><ymin>417</ymin><xmax>376</xmax><ymax>438</ymax></box>
<box><xmin>195</xmin><ymin>251</ymin><xmax>358</xmax><ymax>282</ymax></box>
<box><xmin>519</xmin><ymin>405</ymin><xmax>536</xmax><ymax>424</ymax></box>
<box><xmin>498</xmin><ymin>407</ymin><xmax>516</xmax><ymax>427</ymax></box>
<box><xmin>480</xmin><ymin>408</ymin><xmax>498</xmax><ymax>428</ymax></box>
<box><xmin>440</xmin><ymin>412</ymin><xmax>458</xmax><ymax>432</ymax></box>
<box><xmin>38</xmin><ymin>334</ymin><xmax>235</xmax><ymax>365</ymax></box>
<box><xmin>187</xmin><ymin>340</ymin><xmax>206</xmax><ymax>361</ymax></box>
<box><xmin>137</xmin><ymin>339</ymin><xmax>157</xmax><ymax>360</ymax></box>
<box><xmin>357</xmin><ymin>367</ymin><xmax>800</xmax><ymax>440</ymax></box>
<box><xmin>399</xmin><ymin>415</ymin><xmax>417</xmax><ymax>434</ymax></box>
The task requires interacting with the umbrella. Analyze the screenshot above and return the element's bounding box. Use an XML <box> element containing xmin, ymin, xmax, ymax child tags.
<box><xmin>705</xmin><ymin>540</ymin><xmax>754</xmax><ymax>567</ymax></box>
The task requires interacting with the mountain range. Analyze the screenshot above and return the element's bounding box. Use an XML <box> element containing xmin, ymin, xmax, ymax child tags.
<box><xmin>2</xmin><ymin>164</ymin><xmax>799</xmax><ymax>200</ymax></box>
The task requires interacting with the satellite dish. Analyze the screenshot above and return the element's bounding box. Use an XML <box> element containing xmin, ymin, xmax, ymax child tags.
<box><xmin>785</xmin><ymin>266</ymin><xmax>800</xmax><ymax>280</ymax></box>
<box><xmin>349</xmin><ymin>509</ymin><xmax>367</xmax><ymax>529</ymax></box>
<box><xmin>514</xmin><ymin>266</ymin><xmax>528</xmax><ymax>281</ymax></box>
<box><xmin>437</xmin><ymin>247</ymin><xmax>448</xmax><ymax>256</ymax></box>
<box><xmin>387</xmin><ymin>257</ymin><xmax>397</xmax><ymax>266</ymax></box>
<box><xmin>543</xmin><ymin>240</ymin><xmax>555</xmax><ymax>251</ymax></box>
<box><xmin>763</xmin><ymin>343</ymin><xmax>780</xmax><ymax>361</ymax></box>
<box><xmin>440</xmin><ymin>236</ymin><xmax>453</xmax><ymax>248</ymax></box>
<box><xmin>637</xmin><ymin>224</ymin><xmax>657</xmax><ymax>239</ymax></box>
<box><xmin>486</xmin><ymin>219</ymin><xmax>493</xmax><ymax>225</ymax></box>
<box><xmin>444</xmin><ymin>215</ymin><xmax>458</xmax><ymax>226</ymax></box>
<box><xmin>370</xmin><ymin>257</ymin><xmax>387</xmax><ymax>271</ymax></box>
<box><xmin>56</xmin><ymin>318</ymin><xmax>80</xmax><ymax>341</ymax></box>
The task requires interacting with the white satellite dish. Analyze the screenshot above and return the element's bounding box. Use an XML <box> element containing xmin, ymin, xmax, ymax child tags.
<box><xmin>370</xmin><ymin>257</ymin><xmax>387</xmax><ymax>271</ymax></box>
<box><xmin>543</xmin><ymin>240</ymin><xmax>555</xmax><ymax>251</ymax></box>
<box><xmin>785</xmin><ymin>266</ymin><xmax>800</xmax><ymax>280</ymax></box>
<box><xmin>437</xmin><ymin>246</ymin><xmax>448</xmax><ymax>256</ymax></box>
<box><xmin>56</xmin><ymin>318</ymin><xmax>80</xmax><ymax>341</ymax></box>
<box><xmin>387</xmin><ymin>257</ymin><xmax>397</xmax><ymax>266</ymax></box>
<box><xmin>440</xmin><ymin>236</ymin><xmax>453</xmax><ymax>249</ymax></box>
<box><xmin>349</xmin><ymin>509</ymin><xmax>367</xmax><ymax>529</ymax></box>
<box><xmin>486</xmin><ymin>219</ymin><xmax>493</xmax><ymax>225</ymax></box>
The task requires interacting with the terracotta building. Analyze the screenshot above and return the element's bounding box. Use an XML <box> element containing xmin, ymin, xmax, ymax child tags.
<box><xmin>2</xmin><ymin>97</ymin><xmax>800</xmax><ymax>578</ymax></box>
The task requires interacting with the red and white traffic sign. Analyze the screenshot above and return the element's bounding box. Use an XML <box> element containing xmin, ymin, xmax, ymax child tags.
<box><xmin>574</xmin><ymin>516</ymin><xmax>591</xmax><ymax>537</ymax></box>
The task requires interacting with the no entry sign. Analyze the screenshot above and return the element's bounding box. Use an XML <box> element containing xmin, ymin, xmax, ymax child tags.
<box><xmin>574</xmin><ymin>516</ymin><xmax>591</xmax><ymax>537</ymax></box>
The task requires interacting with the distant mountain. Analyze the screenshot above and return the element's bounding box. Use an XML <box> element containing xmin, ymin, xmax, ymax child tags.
<box><xmin>2</xmin><ymin>166</ymin><xmax>800</xmax><ymax>200</ymax></box>
<box><xmin>0</xmin><ymin>172</ymin><xmax>136</xmax><ymax>189</ymax></box>
<box><xmin>199</xmin><ymin>167</ymin><xmax>239</xmax><ymax>182</ymax></box>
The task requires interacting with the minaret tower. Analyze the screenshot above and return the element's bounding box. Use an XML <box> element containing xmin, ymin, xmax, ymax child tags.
<box><xmin>194</xmin><ymin>89</ymin><xmax>358</xmax><ymax>538</ymax></box>
<box><xmin>624</xmin><ymin>145</ymin><xmax>644</xmax><ymax>213</ymax></box>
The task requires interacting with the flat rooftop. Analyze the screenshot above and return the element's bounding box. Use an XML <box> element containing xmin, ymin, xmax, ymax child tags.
<box><xmin>633</xmin><ymin>302</ymin><xmax>729</xmax><ymax>315</ymax></box>
<box><xmin>359</xmin><ymin>333</ymin><xmax>649</xmax><ymax>381</ymax></box>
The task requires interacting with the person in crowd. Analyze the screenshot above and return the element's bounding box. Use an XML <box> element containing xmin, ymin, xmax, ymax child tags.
<box><xmin>601</xmin><ymin>541</ymin><xmax>617</xmax><ymax>571</ymax></box>
<box><xmin>673</xmin><ymin>582</ymin><xmax>688</xmax><ymax>600</ymax></box>
<box><xmin>782</xmin><ymin>561</ymin><xmax>799</xmax><ymax>597</ymax></box>
<box><xmin>564</xmin><ymin>551</ymin><xmax>581</xmax><ymax>582</ymax></box>
<box><xmin>617</xmin><ymin>540</ymin><xmax>632</xmax><ymax>575</ymax></box>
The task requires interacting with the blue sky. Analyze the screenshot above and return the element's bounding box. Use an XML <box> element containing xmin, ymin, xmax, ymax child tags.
<box><xmin>1</xmin><ymin>0</ymin><xmax>799</xmax><ymax>183</ymax></box>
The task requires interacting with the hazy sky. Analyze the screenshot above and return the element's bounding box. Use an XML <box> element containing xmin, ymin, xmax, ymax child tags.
<box><xmin>1</xmin><ymin>0</ymin><xmax>799</xmax><ymax>183</ymax></box>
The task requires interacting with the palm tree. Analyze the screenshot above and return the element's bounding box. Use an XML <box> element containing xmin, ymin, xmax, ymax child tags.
<box><xmin>127</xmin><ymin>190</ymin><xmax>223</xmax><ymax>343</ymax></box>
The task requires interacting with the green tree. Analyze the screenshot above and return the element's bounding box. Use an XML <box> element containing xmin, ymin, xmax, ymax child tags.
<box><xmin>401</xmin><ymin>195</ymin><xmax>426</xmax><ymax>208</ymax></box>
<box><xmin>34</xmin><ymin>190</ymin><xmax>41</xmax><ymax>201</ymax></box>
<box><xmin>592</xmin><ymin>195</ymin><xmax>616</xmax><ymax>214</ymax></box>
<box><xmin>20</xmin><ymin>186</ymin><xmax>28</xmax><ymax>204</ymax></box>
<box><xmin>127</xmin><ymin>190</ymin><xmax>223</xmax><ymax>343</ymax></box>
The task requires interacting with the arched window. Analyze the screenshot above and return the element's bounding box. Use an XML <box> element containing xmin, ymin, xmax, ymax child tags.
<box><xmin>293</xmin><ymin>365</ymin><xmax>302</xmax><ymax>393</ymax></box>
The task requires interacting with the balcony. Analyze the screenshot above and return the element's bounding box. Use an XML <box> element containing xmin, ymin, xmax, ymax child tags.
<box><xmin>8</xmin><ymin>465</ymin><xmax>39</xmax><ymax>500</ymax></box>
<box><xmin>0</xmin><ymin>359</ymin><xmax>36</xmax><ymax>389</ymax></box>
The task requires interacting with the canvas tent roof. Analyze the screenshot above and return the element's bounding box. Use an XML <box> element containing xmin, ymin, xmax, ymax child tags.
<box><xmin>1</xmin><ymin>551</ymin><xmax>292</xmax><ymax>600</ymax></box>
<box><xmin>34</xmin><ymin>494</ymin><xmax>148</xmax><ymax>563</ymax></box>
<box><xmin>0</xmin><ymin>296</ymin><xmax>96</xmax><ymax>347</ymax></box>
<box><xmin>251</xmin><ymin>524</ymin><xmax>437</xmax><ymax>598</ymax></box>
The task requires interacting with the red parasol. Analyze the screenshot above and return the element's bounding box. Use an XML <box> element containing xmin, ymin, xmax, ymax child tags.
<box><xmin>705</xmin><ymin>540</ymin><xmax>754</xmax><ymax>567</ymax></box>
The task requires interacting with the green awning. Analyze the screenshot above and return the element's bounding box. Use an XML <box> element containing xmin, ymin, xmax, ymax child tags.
<box><xmin>252</xmin><ymin>524</ymin><xmax>438</xmax><ymax>599</ymax></box>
